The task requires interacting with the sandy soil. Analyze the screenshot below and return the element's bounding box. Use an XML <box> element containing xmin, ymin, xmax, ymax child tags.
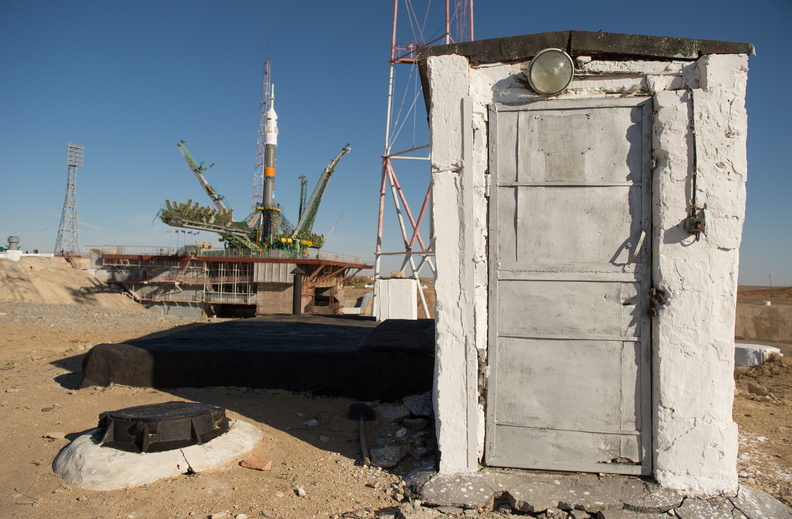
<box><xmin>0</xmin><ymin>258</ymin><xmax>790</xmax><ymax>518</ymax></box>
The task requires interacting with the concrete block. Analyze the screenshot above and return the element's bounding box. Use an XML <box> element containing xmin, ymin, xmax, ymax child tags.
<box><xmin>373</xmin><ymin>278</ymin><xmax>418</xmax><ymax>320</ymax></box>
<box><xmin>0</xmin><ymin>250</ymin><xmax>23</xmax><ymax>261</ymax></box>
<box><xmin>735</xmin><ymin>343</ymin><xmax>782</xmax><ymax>367</ymax></box>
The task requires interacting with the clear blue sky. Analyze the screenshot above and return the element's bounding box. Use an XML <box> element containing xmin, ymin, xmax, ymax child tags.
<box><xmin>1</xmin><ymin>0</ymin><xmax>789</xmax><ymax>286</ymax></box>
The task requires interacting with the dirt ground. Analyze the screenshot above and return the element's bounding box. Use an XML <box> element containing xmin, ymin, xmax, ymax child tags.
<box><xmin>0</xmin><ymin>258</ymin><xmax>790</xmax><ymax>517</ymax></box>
<box><xmin>732</xmin><ymin>282</ymin><xmax>792</xmax><ymax>507</ymax></box>
<box><xmin>0</xmin><ymin>301</ymin><xmax>422</xmax><ymax>519</ymax></box>
<box><xmin>737</xmin><ymin>286</ymin><xmax>792</xmax><ymax>307</ymax></box>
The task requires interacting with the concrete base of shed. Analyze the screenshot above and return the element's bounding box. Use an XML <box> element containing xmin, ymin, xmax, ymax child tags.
<box><xmin>407</xmin><ymin>470</ymin><xmax>792</xmax><ymax>518</ymax></box>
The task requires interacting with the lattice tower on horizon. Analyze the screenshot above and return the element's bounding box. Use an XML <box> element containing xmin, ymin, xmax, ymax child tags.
<box><xmin>54</xmin><ymin>143</ymin><xmax>84</xmax><ymax>256</ymax></box>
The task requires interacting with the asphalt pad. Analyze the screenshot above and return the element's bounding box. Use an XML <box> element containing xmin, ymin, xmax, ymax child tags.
<box><xmin>80</xmin><ymin>315</ymin><xmax>435</xmax><ymax>401</ymax></box>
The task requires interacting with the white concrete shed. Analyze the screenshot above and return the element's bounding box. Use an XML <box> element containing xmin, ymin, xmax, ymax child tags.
<box><xmin>418</xmin><ymin>30</ymin><xmax>753</xmax><ymax>495</ymax></box>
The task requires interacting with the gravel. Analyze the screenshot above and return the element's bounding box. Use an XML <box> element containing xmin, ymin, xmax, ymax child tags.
<box><xmin>0</xmin><ymin>300</ymin><xmax>192</xmax><ymax>334</ymax></box>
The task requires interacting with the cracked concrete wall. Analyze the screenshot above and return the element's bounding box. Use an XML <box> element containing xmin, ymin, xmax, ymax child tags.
<box><xmin>428</xmin><ymin>54</ymin><xmax>480</xmax><ymax>472</ymax></box>
<box><xmin>427</xmin><ymin>51</ymin><xmax>749</xmax><ymax>494</ymax></box>
<box><xmin>652</xmin><ymin>54</ymin><xmax>748</xmax><ymax>494</ymax></box>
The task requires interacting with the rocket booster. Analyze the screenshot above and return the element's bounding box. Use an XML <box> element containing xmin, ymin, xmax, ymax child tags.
<box><xmin>262</xmin><ymin>85</ymin><xmax>278</xmax><ymax>209</ymax></box>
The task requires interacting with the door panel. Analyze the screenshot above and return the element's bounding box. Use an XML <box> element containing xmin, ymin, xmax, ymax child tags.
<box><xmin>486</xmin><ymin>98</ymin><xmax>652</xmax><ymax>475</ymax></box>
<box><xmin>498</xmin><ymin>185</ymin><xmax>641</xmax><ymax>266</ymax></box>
<box><xmin>496</xmin><ymin>280</ymin><xmax>641</xmax><ymax>340</ymax></box>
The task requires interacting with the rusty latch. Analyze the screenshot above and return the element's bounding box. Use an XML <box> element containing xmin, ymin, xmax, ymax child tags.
<box><xmin>648</xmin><ymin>286</ymin><xmax>667</xmax><ymax>316</ymax></box>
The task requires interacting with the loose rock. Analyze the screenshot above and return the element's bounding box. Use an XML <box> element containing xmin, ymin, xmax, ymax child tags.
<box><xmin>403</xmin><ymin>392</ymin><xmax>433</xmax><ymax>417</ymax></box>
<box><xmin>239</xmin><ymin>456</ymin><xmax>272</xmax><ymax>471</ymax></box>
<box><xmin>403</xmin><ymin>418</ymin><xmax>429</xmax><ymax>430</ymax></box>
<box><xmin>370</xmin><ymin>445</ymin><xmax>409</xmax><ymax>468</ymax></box>
<box><xmin>376</xmin><ymin>405</ymin><xmax>411</xmax><ymax>422</ymax></box>
<box><xmin>748</xmin><ymin>382</ymin><xmax>769</xmax><ymax>396</ymax></box>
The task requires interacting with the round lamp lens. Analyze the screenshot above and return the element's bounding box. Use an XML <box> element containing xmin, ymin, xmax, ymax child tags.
<box><xmin>528</xmin><ymin>49</ymin><xmax>574</xmax><ymax>95</ymax></box>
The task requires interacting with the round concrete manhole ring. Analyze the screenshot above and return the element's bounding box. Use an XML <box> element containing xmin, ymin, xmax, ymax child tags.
<box><xmin>98</xmin><ymin>401</ymin><xmax>230</xmax><ymax>453</ymax></box>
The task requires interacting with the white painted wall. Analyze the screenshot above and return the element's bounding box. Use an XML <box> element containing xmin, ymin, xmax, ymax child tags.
<box><xmin>651</xmin><ymin>54</ymin><xmax>748</xmax><ymax>494</ymax></box>
<box><xmin>427</xmin><ymin>50</ymin><xmax>749</xmax><ymax>494</ymax></box>
<box><xmin>373</xmin><ymin>278</ymin><xmax>418</xmax><ymax>320</ymax></box>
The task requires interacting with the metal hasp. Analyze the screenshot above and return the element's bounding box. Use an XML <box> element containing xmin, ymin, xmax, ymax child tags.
<box><xmin>683</xmin><ymin>206</ymin><xmax>706</xmax><ymax>241</ymax></box>
<box><xmin>649</xmin><ymin>286</ymin><xmax>668</xmax><ymax>317</ymax></box>
<box><xmin>97</xmin><ymin>401</ymin><xmax>230</xmax><ymax>453</ymax></box>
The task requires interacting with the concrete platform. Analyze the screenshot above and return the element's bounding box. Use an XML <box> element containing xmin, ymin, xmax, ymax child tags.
<box><xmin>80</xmin><ymin>315</ymin><xmax>435</xmax><ymax>401</ymax></box>
<box><xmin>408</xmin><ymin>470</ymin><xmax>792</xmax><ymax>518</ymax></box>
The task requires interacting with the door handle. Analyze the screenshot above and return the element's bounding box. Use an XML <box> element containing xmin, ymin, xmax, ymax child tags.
<box><xmin>626</xmin><ymin>230</ymin><xmax>646</xmax><ymax>265</ymax></box>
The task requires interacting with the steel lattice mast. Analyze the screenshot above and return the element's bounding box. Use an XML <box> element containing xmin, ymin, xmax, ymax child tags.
<box><xmin>54</xmin><ymin>143</ymin><xmax>84</xmax><ymax>256</ymax></box>
<box><xmin>248</xmin><ymin>58</ymin><xmax>272</xmax><ymax>231</ymax></box>
<box><xmin>375</xmin><ymin>0</ymin><xmax>473</xmax><ymax>315</ymax></box>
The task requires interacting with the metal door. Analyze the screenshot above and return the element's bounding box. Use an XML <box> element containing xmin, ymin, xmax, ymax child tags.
<box><xmin>485</xmin><ymin>98</ymin><xmax>652</xmax><ymax>475</ymax></box>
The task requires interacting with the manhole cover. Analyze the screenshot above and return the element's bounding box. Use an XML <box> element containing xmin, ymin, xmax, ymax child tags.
<box><xmin>98</xmin><ymin>401</ymin><xmax>230</xmax><ymax>453</ymax></box>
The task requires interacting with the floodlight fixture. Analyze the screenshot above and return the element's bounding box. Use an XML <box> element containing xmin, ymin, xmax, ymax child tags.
<box><xmin>527</xmin><ymin>48</ymin><xmax>574</xmax><ymax>95</ymax></box>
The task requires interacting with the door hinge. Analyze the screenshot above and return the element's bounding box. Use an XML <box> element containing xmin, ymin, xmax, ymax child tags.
<box><xmin>648</xmin><ymin>286</ymin><xmax>667</xmax><ymax>316</ymax></box>
<box><xmin>485</xmin><ymin>173</ymin><xmax>491</xmax><ymax>198</ymax></box>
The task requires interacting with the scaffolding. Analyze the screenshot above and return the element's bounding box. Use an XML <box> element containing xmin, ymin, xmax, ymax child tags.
<box><xmin>375</xmin><ymin>0</ymin><xmax>473</xmax><ymax>316</ymax></box>
<box><xmin>101</xmin><ymin>255</ymin><xmax>255</xmax><ymax>305</ymax></box>
<box><xmin>54</xmin><ymin>143</ymin><xmax>84</xmax><ymax>256</ymax></box>
<box><xmin>98</xmin><ymin>251</ymin><xmax>368</xmax><ymax>314</ymax></box>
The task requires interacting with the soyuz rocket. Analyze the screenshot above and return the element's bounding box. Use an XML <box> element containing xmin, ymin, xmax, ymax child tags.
<box><xmin>260</xmin><ymin>85</ymin><xmax>278</xmax><ymax>241</ymax></box>
<box><xmin>262</xmin><ymin>84</ymin><xmax>278</xmax><ymax>210</ymax></box>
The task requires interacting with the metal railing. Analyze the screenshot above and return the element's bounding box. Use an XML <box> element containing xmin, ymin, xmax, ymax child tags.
<box><xmin>88</xmin><ymin>245</ymin><xmax>369</xmax><ymax>266</ymax></box>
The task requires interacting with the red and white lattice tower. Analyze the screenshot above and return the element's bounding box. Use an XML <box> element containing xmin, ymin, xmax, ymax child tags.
<box><xmin>375</xmin><ymin>0</ymin><xmax>473</xmax><ymax>315</ymax></box>
<box><xmin>54</xmin><ymin>143</ymin><xmax>84</xmax><ymax>256</ymax></box>
<box><xmin>248</xmin><ymin>58</ymin><xmax>272</xmax><ymax>229</ymax></box>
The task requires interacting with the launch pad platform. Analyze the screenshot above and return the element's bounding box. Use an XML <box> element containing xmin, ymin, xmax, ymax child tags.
<box><xmin>79</xmin><ymin>315</ymin><xmax>434</xmax><ymax>401</ymax></box>
<box><xmin>93</xmin><ymin>248</ymin><xmax>371</xmax><ymax>318</ymax></box>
